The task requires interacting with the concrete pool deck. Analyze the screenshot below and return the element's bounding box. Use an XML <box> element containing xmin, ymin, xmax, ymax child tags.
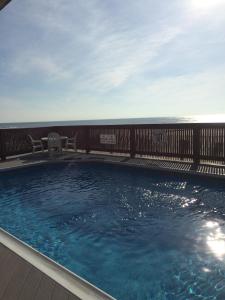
<box><xmin>1</xmin><ymin>151</ymin><xmax>225</xmax><ymax>300</ymax></box>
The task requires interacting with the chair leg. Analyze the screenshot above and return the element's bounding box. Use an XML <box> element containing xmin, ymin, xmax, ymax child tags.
<box><xmin>49</xmin><ymin>148</ymin><xmax>53</xmax><ymax>158</ymax></box>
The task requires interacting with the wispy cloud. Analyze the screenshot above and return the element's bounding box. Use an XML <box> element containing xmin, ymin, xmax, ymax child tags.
<box><xmin>0</xmin><ymin>0</ymin><xmax>225</xmax><ymax>122</ymax></box>
<box><xmin>5</xmin><ymin>0</ymin><xmax>184</xmax><ymax>88</ymax></box>
<box><xmin>117</xmin><ymin>65</ymin><xmax>225</xmax><ymax>116</ymax></box>
<box><xmin>10</xmin><ymin>52</ymin><xmax>72</xmax><ymax>80</ymax></box>
<box><xmin>82</xmin><ymin>26</ymin><xmax>183</xmax><ymax>91</ymax></box>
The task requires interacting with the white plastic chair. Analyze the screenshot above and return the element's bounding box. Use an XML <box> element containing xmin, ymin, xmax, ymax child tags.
<box><xmin>47</xmin><ymin>132</ymin><xmax>62</xmax><ymax>156</ymax></box>
<box><xmin>65</xmin><ymin>133</ymin><xmax>77</xmax><ymax>151</ymax></box>
<box><xmin>28</xmin><ymin>135</ymin><xmax>44</xmax><ymax>154</ymax></box>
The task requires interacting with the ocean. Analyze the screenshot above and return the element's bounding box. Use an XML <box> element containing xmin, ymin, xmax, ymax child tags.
<box><xmin>0</xmin><ymin>115</ymin><xmax>225</xmax><ymax>129</ymax></box>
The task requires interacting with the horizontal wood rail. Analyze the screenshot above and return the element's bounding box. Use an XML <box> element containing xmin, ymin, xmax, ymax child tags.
<box><xmin>0</xmin><ymin>123</ymin><xmax>225</xmax><ymax>165</ymax></box>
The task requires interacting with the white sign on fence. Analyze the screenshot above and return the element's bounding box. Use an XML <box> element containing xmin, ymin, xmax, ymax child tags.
<box><xmin>100</xmin><ymin>134</ymin><xmax>116</xmax><ymax>145</ymax></box>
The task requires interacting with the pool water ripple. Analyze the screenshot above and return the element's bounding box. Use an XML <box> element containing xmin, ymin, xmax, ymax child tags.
<box><xmin>1</xmin><ymin>162</ymin><xmax>225</xmax><ymax>300</ymax></box>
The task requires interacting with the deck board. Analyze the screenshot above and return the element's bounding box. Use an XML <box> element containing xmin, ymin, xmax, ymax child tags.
<box><xmin>68</xmin><ymin>293</ymin><xmax>81</xmax><ymax>300</ymax></box>
<box><xmin>34</xmin><ymin>275</ymin><xmax>55</xmax><ymax>300</ymax></box>
<box><xmin>0</xmin><ymin>244</ymin><xmax>9</xmax><ymax>265</ymax></box>
<box><xmin>1</xmin><ymin>258</ymin><xmax>31</xmax><ymax>300</ymax></box>
<box><xmin>0</xmin><ymin>251</ymin><xmax>20</xmax><ymax>298</ymax></box>
<box><xmin>68</xmin><ymin>294</ymin><xmax>81</xmax><ymax>300</ymax></box>
<box><xmin>18</xmin><ymin>267</ymin><xmax>43</xmax><ymax>300</ymax></box>
<box><xmin>0</xmin><ymin>243</ymin><xmax>81</xmax><ymax>300</ymax></box>
<box><xmin>51</xmin><ymin>284</ymin><xmax>70</xmax><ymax>300</ymax></box>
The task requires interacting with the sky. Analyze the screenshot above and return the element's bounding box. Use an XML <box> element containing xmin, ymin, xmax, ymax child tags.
<box><xmin>0</xmin><ymin>0</ymin><xmax>225</xmax><ymax>123</ymax></box>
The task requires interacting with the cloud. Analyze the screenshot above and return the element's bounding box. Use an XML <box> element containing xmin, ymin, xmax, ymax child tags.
<box><xmin>1</xmin><ymin>0</ymin><xmax>225</xmax><ymax>122</ymax></box>
<box><xmin>188</xmin><ymin>0</ymin><xmax>225</xmax><ymax>17</ymax></box>
<box><xmin>10</xmin><ymin>52</ymin><xmax>72</xmax><ymax>80</ymax></box>
<box><xmin>3</xmin><ymin>0</ymin><xmax>184</xmax><ymax>88</ymax></box>
<box><xmin>0</xmin><ymin>66</ymin><xmax>225</xmax><ymax>122</ymax></box>
<box><xmin>82</xmin><ymin>26</ymin><xmax>183</xmax><ymax>91</ymax></box>
<box><xmin>0</xmin><ymin>96</ymin><xmax>34</xmax><ymax>123</ymax></box>
<box><xmin>116</xmin><ymin>65</ymin><xmax>225</xmax><ymax>116</ymax></box>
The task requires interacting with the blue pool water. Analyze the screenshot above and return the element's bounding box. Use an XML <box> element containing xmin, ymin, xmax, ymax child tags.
<box><xmin>1</xmin><ymin>162</ymin><xmax>225</xmax><ymax>299</ymax></box>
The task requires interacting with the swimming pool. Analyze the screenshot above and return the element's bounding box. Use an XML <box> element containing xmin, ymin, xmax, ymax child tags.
<box><xmin>0</xmin><ymin>162</ymin><xmax>225</xmax><ymax>300</ymax></box>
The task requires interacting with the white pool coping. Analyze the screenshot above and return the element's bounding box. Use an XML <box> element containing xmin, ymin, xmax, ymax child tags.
<box><xmin>0</xmin><ymin>228</ymin><xmax>116</xmax><ymax>300</ymax></box>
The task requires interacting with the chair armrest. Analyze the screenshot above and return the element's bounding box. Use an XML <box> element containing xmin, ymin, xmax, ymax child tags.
<box><xmin>67</xmin><ymin>137</ymin><xmax>76</xmax><ymax>142</ymax></box>
<box><xmin>32</xmin><ymin>140</ymin><xmax>42</xmax><ymax>144</ymax></box>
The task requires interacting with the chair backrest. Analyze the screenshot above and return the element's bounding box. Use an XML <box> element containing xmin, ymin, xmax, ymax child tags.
<box><xmin>28</xmin><ymin>134</ymin><xmax>34</xmax><ymax>144</ymax></box>
<box><xmin>48</xmin><ymin>132</ymin><xmax>61</xmax><ymax>148</ymax></box>
<box><xmin>72</xmin><ymin>133</ymin><xmax>78</xmax><ymax>140</ymax></box>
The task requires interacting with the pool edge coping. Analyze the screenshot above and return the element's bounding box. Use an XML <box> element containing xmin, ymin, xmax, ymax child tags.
<box><xmin>0</xmin><ymin>228</ymin><xmax>116</xmax><ymax>300</ymax></box>
<box><xmin>2</xmin><ymin>156</ymin><xmax>224</xmax><ymax>181</ymax></box>
<box><xmin>0</xmin><ymin>154</ymin><xmax>225</xmax><ymax>180</ymax></box>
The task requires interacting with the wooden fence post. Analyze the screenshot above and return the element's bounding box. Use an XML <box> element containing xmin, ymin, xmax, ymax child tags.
<box><xmin>85</xmin><ymin>127</ymin><xmax>90</xmax><ymax>154</ymax></box>
<box><xmin>0</xmin><ymin>130</ymin><xmax>6</xmax><ymax>161</ymax></box>
<box><xmin>193</xmin><ymin>125</ymin><xmax>200</xmax><ymax>165</ymax></box>
<box><xmin>223</xmin><ymin>125</ymin><xmax>225</xmax><ymax>165</ymax></box>
<box><xmin>130</xmin><ymin>127</ymin><xmax>135</xmax><ymax>158</ymax></box>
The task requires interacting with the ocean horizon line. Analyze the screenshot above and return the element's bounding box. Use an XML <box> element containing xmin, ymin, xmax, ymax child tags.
<box><xmin>1</xmin><ymin>115</ymin><xmax>225</xmax><ymax>129</ymax></box>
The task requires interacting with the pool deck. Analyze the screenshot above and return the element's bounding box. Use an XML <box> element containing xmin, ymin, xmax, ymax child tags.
<box><xmin>1</xmin><ymin>151</ymin><xmax>225</xmax><ymax>300</ymax></box>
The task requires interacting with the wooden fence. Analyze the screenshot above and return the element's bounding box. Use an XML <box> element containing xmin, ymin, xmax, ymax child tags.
<box><xmin>0</xmin><ymin>123</ymin><xmax>225</xmax><ymax>165</ymax></box>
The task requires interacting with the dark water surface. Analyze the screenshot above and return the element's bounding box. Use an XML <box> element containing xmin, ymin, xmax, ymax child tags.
<box><xmin>1</xmin><ymin>162</ymin><xmax>225</xmax><ymax>299</ymax></box>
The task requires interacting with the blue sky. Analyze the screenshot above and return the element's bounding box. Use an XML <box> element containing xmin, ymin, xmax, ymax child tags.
<box><xmin>0</xmin><ymin>0</ymin><xmax>225</xmax><ymax>122</ymax></box>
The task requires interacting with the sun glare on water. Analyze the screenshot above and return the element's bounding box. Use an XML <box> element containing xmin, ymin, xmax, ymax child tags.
<box><xmin>190</xmin><ymin>114</ymin><xmax>225</xmax><ymax>123</ymax></box>
<box><xmin>205</xmin><ymin>221</ymin><xmax>225</xmax><ymax>260</ymax></box>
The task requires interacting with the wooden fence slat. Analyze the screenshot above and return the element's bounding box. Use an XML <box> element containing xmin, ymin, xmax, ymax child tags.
<box><xmin>0</xmin><ymin>130</ymin><xmax>6</xmax><ymax>161</ymax></box>
<box><xmin>130</xmin><ymin>127</ymin><xmax>135</xmax><ymax>158</ymax></box>
<box><xmin>193</xmin><ymin>125</ymin><xmax>200</xmax><ymax>164</ymax></box>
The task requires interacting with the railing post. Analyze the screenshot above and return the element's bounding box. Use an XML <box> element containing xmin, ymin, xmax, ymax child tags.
<box><xmin>130</xmin><ymin>127</ymin><xmax>135</xmax><ymax>158</ymax></box>
<box><xmin>193</xmin><ymin>125</ymin><xmax>200</xmax><ymax>165</ymax></box>
<box><xmin>0</xmin><ymin>130</ymin><xmax>6</xmax><ymax>161</ymax></box>
<box><xmin>85</xmin><ymin>127</ymin><xmax>90</xmax><ymax>154</ymax></box>
<box><xmin>224</xmin><ymin>126</ymin><xmax>225</xmax><ymax>164</ymax></box>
